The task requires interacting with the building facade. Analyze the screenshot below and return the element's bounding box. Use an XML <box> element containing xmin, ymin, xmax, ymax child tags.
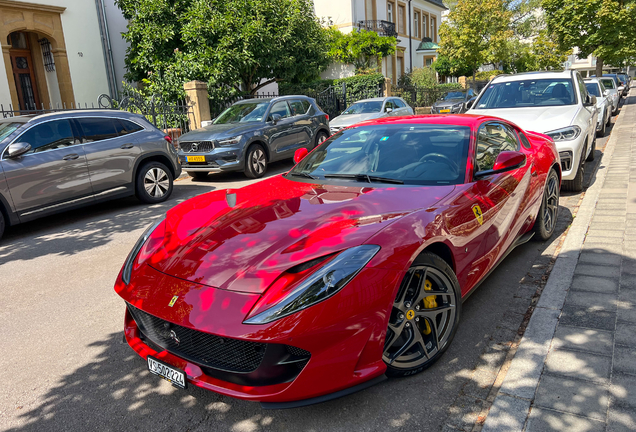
<box><xmin>315</xmin><ymin>0</ymin><xmax>446</xmax><ymax>83</ymax></box>
<box><xmin>0</xmin><ymin>0</ymin><xmax>127</xmax><ymax>111</ymax></box>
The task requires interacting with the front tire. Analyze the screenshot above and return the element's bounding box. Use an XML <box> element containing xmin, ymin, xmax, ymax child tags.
<box><xmin>314</xmin><ymin>131</ymin><xmax>329</xmax><ymax>149</ymax></box>
<box><xmin>383</xmin><ymin>252</ymin><xmax>461</xmax><ymax>377</ymax></box>
<box><xmin>244</xmin><ymin>144</ymin><xmax>267</xmax><ymax>179</ymax></box>
<box><xmin>533</xmin><ymin>168</ymin><xmax>560</xmax><ymax>241</ymax></box>
<box><xmin>136</xmin><ymin>161</ymin><xmax>173</xmax><ymax>203</ymax></box>
<box><xmin>596</xmin><ymin>118</ymin><xmax>606</xmax><ymax>139</ymax></box>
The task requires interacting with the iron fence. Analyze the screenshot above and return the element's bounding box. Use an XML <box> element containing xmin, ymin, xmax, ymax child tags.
<box><xmin>315</xmin><ymin>82</ymin><xmax>384</xmax><ymax>119</ymax></box>
<box><xmin>1</xmin><ymin>94</ymin><xmax>194</xmax><ymax>140</ymax></box>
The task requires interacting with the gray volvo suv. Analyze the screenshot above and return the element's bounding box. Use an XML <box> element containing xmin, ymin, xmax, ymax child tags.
<box><xmin>178</xmin><ymin>96</ymin><xmax>329</xmax><ymax>179</ymax></box>
<box><xmin>0</xmin><ymin>110</ymin><xmax>181</xmax><ymax>240</ymax></box>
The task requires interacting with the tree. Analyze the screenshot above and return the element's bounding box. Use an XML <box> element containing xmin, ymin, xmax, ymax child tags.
<box><xmin>326</xmin><ymin>28</ymin><xmax>397</xmax><ymax>74</ymax></box>
<box><xmin>502</xmin><ymin>30</ymin><xmax>570</xmax><ymax>73</ymax></box>
<box><xmin>543</xmin><ymin>0</ymin><xmax>636</xmax><ymax>76</ymax></box>
<box><xmin>116</xmin><ymin>0</ymin><xmax>331</xmax><ymax>100</ymax></box>
<box><xmin>438</xmin><ymin>0</ymin><xmax>514</xmax><ymax>80</ymax></box>
<box><xmin>432</xmin><ymin>55</ymin><xmax>475</xmax><ymax>78</ymax></box>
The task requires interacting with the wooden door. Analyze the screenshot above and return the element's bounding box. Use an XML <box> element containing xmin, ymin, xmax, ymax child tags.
<box><xmin>8</xmin><ymin>32</ymin><xmax>40</xmax><ymax>111</ymax></box>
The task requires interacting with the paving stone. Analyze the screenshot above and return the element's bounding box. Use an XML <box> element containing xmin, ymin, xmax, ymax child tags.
<box><xmin>560</xmin><ymin>304</ymin><xmax>617</xmax><ymax>331</ymax></box>
<box><xmin>613</xmin><ymin>346</ymin><xmax>636</xmax><ymax>375</ymax></box>
<box><xmin>534</xmin><ymin>374</ymin><xmax>609</xmax><ymax>420</ymax></box>
<box><xmin>617</xmin><ymin>301</ymin><xmax>636</xmax><ymax>323</ymax></box>
<box><xmin>608</xmin><ymin>405</ymin><xmax>636</xmax><ymax>432</ymax></box>
<box><xmin>610</xmin><ymin>372</ymin><xmax>636</xmax><ymax>409</ymax></box>
<box><xmin>571</xmin><ymin>275</ymin><xmax>619</xmax><ymax>293</ymax></box>
<box><xmin>544</xmin><ymin>349</ymin><xmax>612</xmax><ymax>384</ymax></box>
<box><xmin>525</xmin><ymin>407</ymin><xmax>606</xmax><ymax>432</ymax></box>
<box><xmin>551</xmin><ymin>325</ymin><xmax>613</xmax><ymax>355</ymax></box>
<box><xmin>578</xmin><ymin>251</ymin><xmax>622</xmax><ymax>266</ymax></box>
<box><xmin>587</xmin><ymin>229</ymin><xmax>625</xmax><ymax>238</ymax></box>
<box><xmin>565</xmin><ymin>290</ymin><xmax>618</xmax><ymax>311</ymax></box>
<box><xmin>574</xmin><ymin>265</ymin><xmax>621</xmax><ymax>279</ymax></box>
<box><xmin>480</xmin><ymin>395</ymin><xmax>530</xmax><ymax>432</ymax></box>
<box><xmin>619</xmin><ymin>274</ymin><xmax>636</xmax><ymax>290</ymax></box>
<box><xmin>615</xmin><ymin>322</ymin><xmax>636</xmax><ymax>347</ymax></box>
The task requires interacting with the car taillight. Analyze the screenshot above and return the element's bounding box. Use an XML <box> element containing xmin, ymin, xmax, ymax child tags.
<box><xmin>325</xmin><ymin>114</ymin><xmax>329</xmax><ymax>121</ymax></box>
<box><xmin>164</xmin><ymin>135</ymin><xmax>172</xmax><ymax>144</ymax></box>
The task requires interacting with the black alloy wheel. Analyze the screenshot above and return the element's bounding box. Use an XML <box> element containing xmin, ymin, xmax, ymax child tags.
<box><xmin>383</xmin><ymin>252</ymin><xmax>461</xmax><ymax>377</ymax></box>
<box><xmin>244</xmin><ymin>144</ymin><xmax>267</xmax><ymax>179</ymax></box>
<box><xmin>315</xmin><ymin>131</ymin><xmax>329</xmax><ymax>148</ymax></box>
<box><xmin>533</xmin><ymin>168</ymin><xmax>560</xmax><ymax>241</ymax></box>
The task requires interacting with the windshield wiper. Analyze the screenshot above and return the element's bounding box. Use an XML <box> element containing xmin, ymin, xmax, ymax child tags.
<box><xmin>290</xmin><ymin>172</ymin><xmax>319</xmax><ymax>180</ymax></box>
<box><xmin>324</xmin><ymin>173</ymin><xmax>404</xmax><ymax>184</ymax></box>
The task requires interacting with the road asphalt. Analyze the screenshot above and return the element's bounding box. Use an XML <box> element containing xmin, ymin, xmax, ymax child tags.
<box><xmin>0</xmin><ymin>106</ymin><xmax>621</xmax><ymax>432</ymax></box>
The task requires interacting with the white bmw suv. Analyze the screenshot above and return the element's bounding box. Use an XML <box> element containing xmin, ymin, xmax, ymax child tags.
<box><xmin>467</xmin><ymin>70</ymin><xmax>598</xmax><ymax>191</ymax></box>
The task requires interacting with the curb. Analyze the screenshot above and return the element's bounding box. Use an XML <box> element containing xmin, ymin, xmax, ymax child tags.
<box><xmin>480</xmin><ymin>93</ymin><xmax>631</xmax><ymax>431</ymax></box>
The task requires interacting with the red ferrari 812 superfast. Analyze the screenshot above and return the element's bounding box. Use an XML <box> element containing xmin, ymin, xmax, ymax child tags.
<box><xmin>115</xmin><ymin>114</ymin><xmax>560</xmax><ymax>408</ymax></box>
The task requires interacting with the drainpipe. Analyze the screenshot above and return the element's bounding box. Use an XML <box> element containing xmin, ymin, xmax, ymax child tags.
<box><xmin>95</xmin><ymin>0</ymin><xmax>118</xmax><ymax>99</ymax></box>
<box><xmin>407</xmin><ymin>0</ymin><xmax>412</xmax><ymax>73</ymax></box>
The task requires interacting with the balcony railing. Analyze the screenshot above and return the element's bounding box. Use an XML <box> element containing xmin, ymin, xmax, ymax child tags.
<box><xmin>356</xmin><ymin>20</ymin><xmax>398</xmax><ymax>38</ymax></box>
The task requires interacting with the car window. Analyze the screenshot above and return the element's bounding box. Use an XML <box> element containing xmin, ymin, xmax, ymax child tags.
<box><xmin>0</xmin><ymin>122</ymin><xmax>23</xmax><ymax>142</ymax></box>
<box><xmin>600</xmin><ymin>78</ymin><xmax>615</xmax><ymax>89</ymax></box>
<box><xmin>394</xmin><ymin>99</ymin><xmax>406</xmax><ymax>108</ymax></box>
<box><xmin>77</xmin><ymin>118</ymin><xmax>120</xmax><ymax>143</ymax></box>
<box><xmin>476</xmin><ymin>123</ymin><xmax>520</xmax><ymax>172</ymax></box>
<box><xmin>518</xmin><ymin>132</ymin><xmax>531</xmax><ymax>149</ymax></box>
<box><xmin>269</xmin><ymin>101</ymin><xmax>292</xmax><ymax>120</ymax></box>
<box><xmin>467</xmin><ymin>89</ymin><xmax>475</xmax><ymax>98</ymax></box>
<box><xmin>476</xmin><ymin>78</ymin><xmax>576</xmax><ymax>109</ymax></box>
<box><xmin>585</xmin><ymin>82</ymin><xmax>601</xmax><ymax>97</ymax></box>
<box><xmin>289</xmin><ymin>123</ymin><xmax>471</xmax><ymax>185</ymax></box>
<box><xmin>118</xmin><ymin>119</ymin><xmax>143</xmax><ymax>134</ymax></box>
<box><xmin>289</xmin><ymin>100</ymin><xmax>307</xmax><ymax>116</ymax></box>
<box><xmin>342</xmin><ymin>101</ymin><xmax>383</xmax><ymax>114</ymax></box>
<box><xmin>301</xmin><ymin>100</ymin><xmax>311</xmax><ymax>112</ymax></box>
<box><xmin>385</xmin><ymin>100</ymin><xmax>395</xmax><ymax>111</ymax></box>
<box><xmin>16</xmin><ymin>120</ymin><xmax>77</xmax><ymax>154</ymax></box>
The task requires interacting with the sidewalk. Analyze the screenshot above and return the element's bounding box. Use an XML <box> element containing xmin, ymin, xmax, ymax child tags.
<box><xmin>480</xmin><ymin>89</ymin><xmax>636</xmax><ymax>431</ymax></box>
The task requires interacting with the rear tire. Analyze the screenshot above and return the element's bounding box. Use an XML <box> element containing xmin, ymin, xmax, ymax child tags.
<box><xmin>244</xmin><ymin>144</ymin><xmax>267</xmax><ymax>179</ymax></box>
<box><xmin>384</xmin><ymin>252</ymin><xmax>461</xmax><ymax>377</ymax></box>
<box><xmin>0</xmin><ymin>211</ymin><xmax>5</xmax><ymax>241</ymax></box>
<box><xmin>136</xmin><ymin>161</ymin><xmax>173</xmax><ymax>204</ymax></box>
<box><xmin>533</xmin><ymin>169</ymin><xmax>560</xmax><ymax>241</ymax></box>
<box><xmin>587</xmin><ymin>137</ymin><xmax>596</xmax><ymax>161</ymax></box>
<box><xmin>596</xmin><ymin>118</ymin><xmax>606</xmax><ymax>139</ymax></box>
<box><xmin>562</xmin><ymin>145</ymin><xmax>586</xmax><ymax>192</ymax></box>
<box><xmin>187</xmin><ymin>171</ymin><xmax>209</xmax><ymax>180</ymax></box>
<box><xmin>314</xmin><ymin>131</ymin><xmax>329</xmax><ymax>149</ymax></box>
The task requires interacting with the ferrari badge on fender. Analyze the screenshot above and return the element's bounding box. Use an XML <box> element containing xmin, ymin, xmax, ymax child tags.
<box><xmin>472</xmin><ymin>204</ymin><xmax>484</xmax><ymax>225</ymax></box>
<box><xmin>168</xmin><ymin>296</ymin><xmax>178</xmax><ymax>307</ymax></box>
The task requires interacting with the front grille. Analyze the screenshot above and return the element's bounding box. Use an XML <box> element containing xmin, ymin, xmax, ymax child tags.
<box><xmin>128</xmin><ymin>304</ymin><xmax>266</xmax><ymax>373</ymax></box>
<box><xmin>180</xmin><ymin>141</ymin><xmax>215</xmax><ymax>153</ymax></box>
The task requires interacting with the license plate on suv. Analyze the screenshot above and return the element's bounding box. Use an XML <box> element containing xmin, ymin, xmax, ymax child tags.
<box><xmin>439</xmin><ymin>109</ymin><xmax>451</xmax><ymax>113</ymax></box>
<box><xmin>186</xmin><ymin>155</ymin><xmax>206</xmax><ymax>163</ymax></box>
<box><xmin>147</xmin><ymin>356</ymin><xmax>187</xmax><ymax>389</ymax></box>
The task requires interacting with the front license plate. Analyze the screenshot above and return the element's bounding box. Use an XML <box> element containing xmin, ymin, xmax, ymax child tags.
<box><xmin>147</xmin><ymin>356</ymin><xmax>187</xmax><ymax>389</ymax></box>
<box><xmin>439</xmin><ymin>109</ymin><xmax>451</xmax><ymax>113</ymax></box>
<box><xmin>186</xmin><ymin>155</ymin><xmax>206</xmax><ymax>163</ymax></box>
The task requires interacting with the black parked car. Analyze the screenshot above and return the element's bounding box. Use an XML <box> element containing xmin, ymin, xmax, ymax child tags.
<box><xmin>430</xmin><ymin>88</ymin><xmax>477</xmax><ymax>114</ymax></box>
<box><xmin>178</xmin><ymin>96</ymin><xmax>330</xmax><ymax>179</ymax></box>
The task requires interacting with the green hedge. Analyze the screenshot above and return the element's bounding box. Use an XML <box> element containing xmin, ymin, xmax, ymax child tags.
<box><xmin>392</xmin><ymin>82</ymin><xmax>464</xmax><ymax>107</ymax></box>
<box><xmin>279</xmin><ymin>73</ymin><xmax>385</xmax><ymax>97</ymax></box>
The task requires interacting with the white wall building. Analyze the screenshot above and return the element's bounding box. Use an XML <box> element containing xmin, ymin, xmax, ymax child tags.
<box><xmin>0</xmin><ymin>0</ymin><xmax>128</xmax><ymax>111</ymax></box>
<box><xmin>315</xmin><ymin>0</ymin><xmax>446</xmax><ymax>83</ymax></box>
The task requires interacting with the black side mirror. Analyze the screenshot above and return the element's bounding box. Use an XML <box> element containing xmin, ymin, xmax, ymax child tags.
<box><xmin>269</xmin><ymin>113</ymin><xmax>282</xmax><ymax>124</ymax></box>
<box><xmin>6</xmin><ymin>142</ymin><xmax>31</xmax><ymax>158</ymax></box>
<box><xmin>465</xmin><ymin>97</ymin><xmax>477</xmax><ymax>110</ymax></box>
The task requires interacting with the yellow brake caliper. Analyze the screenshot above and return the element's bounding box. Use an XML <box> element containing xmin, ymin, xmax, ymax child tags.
<box><xmin>422</xmin><ymin>279</ymin><xmax>437</xmax><ymax>335</ymax></box>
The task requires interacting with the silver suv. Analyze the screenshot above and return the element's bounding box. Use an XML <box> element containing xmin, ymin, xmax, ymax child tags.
<box><xmin>0</xmin><ymin>110</ymin><xmax>181</xmax><ymax>240</ymax></box>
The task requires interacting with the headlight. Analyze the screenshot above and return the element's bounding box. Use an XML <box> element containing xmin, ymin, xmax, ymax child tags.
<box><xmin>217</xmin><ymin>135</ymin><xmax>242</xmax><ymax>146</ymax></box>
<box><xmin>546</xmin><ymin>126</ymin><xmax>581</xmax><ymax>141</ymax></box>
<box><xmin>122</xmin><ymin>218</ymin><xmax>165</xmax><ymax>284</ymax></box>
<box><xmin>244</xmin><ymin>245</ymin><xmax>380</xmax><ymax>324</ymax></box>
<box><xmin>452</xmin><ymin>103</ymin><xmax>463</xmax><ymax>109</ymax></box>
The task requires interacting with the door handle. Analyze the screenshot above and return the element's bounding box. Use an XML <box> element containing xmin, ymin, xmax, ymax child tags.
<box><xmin>63</xmin><ymin>154</ymin><xmax>79</xmax><ymax>160</ymax></box>
<box><xmin>120</xmin><ymin>143</ymin><xmax>134</xmax><ymax>149</ymax></box>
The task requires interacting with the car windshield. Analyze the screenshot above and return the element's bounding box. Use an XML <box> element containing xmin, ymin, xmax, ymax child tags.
<box><xmin>442</xmin><ymin>91</ymin><xmax>466</xmax><ymax>101</ymax></box>
<box><xmin>475</xmin><ymin>78</ymin><xmax>576</xmax><ymax>109</ymax></box>
<box><xmin>600</xmin><ymin>78</ymin><xmax>615</xmax><ymax>89</ymax></box>
<box><xmin>342</xmin><ymin>101</ymin><xmax>383</xmax><ymax>114</ymax></box>
<box><xmin>618</xmin><ymin>74</ymin><xmax>628</xmax><ymax>83</ymax></box>
<box><xmin>214</xmin><ymin>101</ymin><xmax>270</xmax><ymax>124</ymax></box>
<box><xmin>585</xmin><ymin>83</ymin><xmax>601</xmax><ymax>97</ymax></box>
<box><xmin>0</xmin><ymin>122</ymin><xmax>24</xmax><ymax>142</ymax></box>
<box><xmin>289</xmin><ymin>123</ymin><xmax>470</xmax><ymax>185</ymax></box>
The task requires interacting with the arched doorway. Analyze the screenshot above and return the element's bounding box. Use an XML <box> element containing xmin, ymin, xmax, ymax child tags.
<box><xmin>7</xmin><ymin>31</ymin><xmax>41</xmax><ymax>110</ymax></box>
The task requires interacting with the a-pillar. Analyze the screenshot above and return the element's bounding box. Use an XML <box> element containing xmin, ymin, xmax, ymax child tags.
<box><xmin>184</xmin><ymin>80</ymin><xmax>211</xmax><ymax>130</ymax></box>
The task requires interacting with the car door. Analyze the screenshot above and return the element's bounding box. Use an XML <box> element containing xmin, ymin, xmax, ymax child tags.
<box><xmin>392</xmin><ymin>98</ymin><xmax>411</xmax><ymax>116</ymax></box>
<box><xmin>288</xmin><ymin>99</ymin><xmax>312</xmax><ymax>148</ymax></box>
<box><xmin>77</xmin><ymin>117</ymin><xmax>142</xmax><ymax>194</ymax></box>
<box><xmin>266</xmin><ymin>101</ymin><xmax>299</xmax><ymax>157</ymax></box>
<box><xmin>463</xmin><ymin>121</ymin><xmax>532</xmax><ymax>289</ymax></box>
<box><xmin>383</xmin><ymin>100</ymin><xmax>396</xmax><ymax>116</ymax></box>
<box><xmin>1</xmin><ymin>118</ymin><xmax>93</xmax><ymax>216</ymax></box>
<box><xmin>575</xmin><ymin>74</ymin><xmax>596</xmax><ymax>149</ymax></box>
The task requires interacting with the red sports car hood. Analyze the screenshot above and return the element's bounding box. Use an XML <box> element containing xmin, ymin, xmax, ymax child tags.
<box><xmin>149</xmin><ymin>175</ymin><xmax>454</xmax><ymax>294</ymax></box>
